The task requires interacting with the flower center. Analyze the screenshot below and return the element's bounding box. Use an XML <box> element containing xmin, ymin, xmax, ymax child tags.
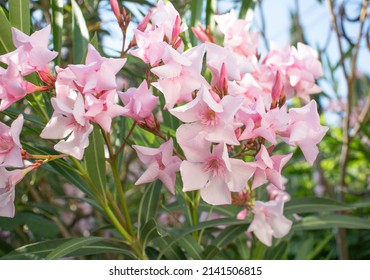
<box><xmin>199</xmin><ymin>108</ymin><xmax>218</xmax><ymax>126</ymax></box>
<box><xmin>203</xmin><ymin>156</ymin><xmax>226</xmax><ymax>177</ymax></box>
<box><xmin>0</xmin><ymin>134</ymin><xmax>14</xmax><ymax>154</ymax></box>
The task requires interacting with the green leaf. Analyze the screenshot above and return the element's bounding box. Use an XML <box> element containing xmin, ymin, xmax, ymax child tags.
<box><xmin>84</xmin><ymin>125</ymin><xmax>107</xmax><ymax>200</ymax></box>
<box><xmin>153</xmin><ymin>236</ymin><xmax>186</xmax><ymax>260</ymax></box>
<box><xmin>306</xmin><ymin>233</ymin><xmax>334</xmax><ymax>260</ymax></box>
<box><xmin>293</xmin><ymin>214</ymin><xmax>370</xmax><ymax>230</ymax></box>
<box><xmin>52</xmin><ymin>0</ymin><xmax>64</xmax><ymax>65</ymax></box>
<box><xmin>139</xmin><ymin>219</ymin><xmax>161</xmax><ymax>248</ymax></box>
<box><xmin>201</xmin><ymin>224</ymin><xmax>249</xmax><ymax>259</ymax></box>
<box><xmin>284</xmin><ymin>197</ymin><xmax>352</xmax><ymax>215</ymax></box>
<box><xmin>2</xmin><ymin>239</ymin><xmax>133</xmax><ymax>260</ymax></box>
<box><xmin>71</xmin><ymin>0</ymin><xmax>89</xmax><ymax>63</ymax></box>
<box><xmin>137</xmin><ymin>181</ymin><xmax>162</xmax><ymax>230</ymax></box>
<box><xmin>0</xmin><ymin>212</ymin><xmax>59</xmax><ymax>239</ymax></box>
<box><xmin>157</xmin><ymin>218</ymin><xmax>248</xmax><ymax>259</ymax></box>
<box><xmin>9</xmin><ymin>0</ymin><xmax>30</xmax><ymax>34</ymax></box>
<box><xmin>0</xmin><ymin>7</ymin><xmax>14</xmax><ymax>55</ymax></box>
<box><xmin>45</xmin><ymin>237</ymin><xmax>104</xmax><ymax>260</ymax></box>
<box><xmin>239</xmin><ymin>0</ymin><xmax>257</xmax><ymax>19</ymax></box>
<box><xmin>177</xmin><ymin>235</ymin><xmax>203</xmax><ymax>260</ymax></box>
<box><xmin>190</xmin><ymin>0</ymin><xmax>204</xmax><ymax>46</ymax></box>
<box><xmin>264</xmin><ymin>241</ymin><xmax>288</xmax><ymax>260</ymax></box>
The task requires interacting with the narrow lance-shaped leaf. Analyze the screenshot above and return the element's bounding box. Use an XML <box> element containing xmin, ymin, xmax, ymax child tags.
<box><xmin>84</xmin><ymin>125</ymin><xmax>107</xmax><ymax>201</ymax></box>
<box><xmin>52</xmin><ymin>0</ymin><xmax>64</xmax><ymax>65</ymax></box>
<box><xmin>0</xmin><ymin>7</ymin><xmax>14</xmax><ymax>55</ymax></box>
<box><xmin>9</xmin><ymin>0</ymin><xmax>30</xmax><ymax>34</ymax></box>
<box><xmin>71</xmin><ymin>0</ymin><xmax>90</xmax><ymax>63</ymax></box>
<box><xmin>45</xmin><ymin>237</ymin><xmax>104</xmax><ymax>260</ymax></box>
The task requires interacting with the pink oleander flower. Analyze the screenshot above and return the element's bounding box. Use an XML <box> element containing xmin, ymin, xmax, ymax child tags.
<box><xmin>84</xmin><ymin>90</ymin><xmax>125</xmax><ymax>132</ymax></box>
<box><xmin>239</xmin><ymin>97</ymin><xmax>289</xmax><ymax>144</ymax></box>
<box><xmin>171</xmin><ymin>85</ymin><xmax>243</xmax><ymax>145</ymax></box>
<box><xmin>0</xmin><ymin>25</ymin><xmax>57</xmax><ymax>76</ymax></box>
<box><xmin>0</xmin><ymin>165</ymin><xmax>33</xmax><ymax>217</ymax></box>
<box><xmin>214</xmin><ymin>9</ymin><xmax>259</xmax><ymax>58</ymax></box>
<box><xmin>150</xmin><ymin>0</ymin><xmax>187</xmax><ymax>44</ymax></box>
<box><xmin>133</xmin><ymin>139</ymin><xmax>181</xmax><ymax>194</ymax></box>
<box><xmin>0</xmin><ymin>62</ymin><xmax>36</xmax><ymax>111</ymax></box>
<box><xmin>263</xmin><ymin>42</ymin><xmax>323</xmax><ymax>102</ymax></box>
<box><xmin>131</xmin><ymin>27</ymin><xmax>167</xmax><ymax>66</ymax></box>
<box><xmin>180</xmin><ymin>142</ymin><xmax>255</xmax><ymax>205</ymax></box>
<box><xmin>247</xmin><ymin>199</ymin><xmax>292</xmax><ymax>246</ymax></box>
<box><xmin>251</xmin><ymin>145</ymin><xmax>292</xmax><ymax>190</ymax></box>
<box><xmin>40</xmin><ymin>85</ymin><xmax>93</xmax><ymax>160</ymax></box>
<box><xmin>68</xmin><ymin>44</ymin><xmax>126</xmax><ymax>95</ymax></box>
<box><xmin>0</xmin><ymin>114</ymin><xmax>24</xmax><ymax>168</ymax></box>
<box><xmin>152</xmin><ymin>44</ymin><xmax>207</xmax><ymax>109</ymax></box>
<box><xmin>119</xmin><ymin>80</ymin><xmax>159</xmax><ymax>122</ymax></box>
<box><xmin>283</xmin><ymin>100</ymin><xmax>329</xmax><ymax>165</ymax></box>
<box><xmin>267</xmin><ymin>179</ymin><xmax>291</xmax><ymax>202</ymax></box>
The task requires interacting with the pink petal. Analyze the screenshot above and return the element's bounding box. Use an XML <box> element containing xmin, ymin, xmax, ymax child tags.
<box><xmin>180</xmin><ymin>161</ymin><xmax>210</xmax><ymax>191</ymax></box>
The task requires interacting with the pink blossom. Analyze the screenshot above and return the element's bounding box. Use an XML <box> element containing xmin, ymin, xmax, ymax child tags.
<box><xmin>150</xmin><ymin>0</ymin><xmax>187</xmax><ymax>44</ymax></box>
<box><xmin>133</xmin><ymin>139</ymin><xmax>181</xmax><ymax>194</ymax></box>
<box><xmin>68</xmin><ymin>44</ymin><xmax>126</xmax><ymax>94</ymax></box>
<box><xmin>0</xmin><ymin>62</ymin><xmax>36</xmax><ymax>111</ymax></box>
<box><xmin>0</xmin><ymin>166</ymin><xmax>33</xmax><ymax>217</ymax></box>
<box><xmin>0</xmin><ymin>25</ymin><xmax>57</xmax><ymax>75</ymax></box>
<box><xmin>251</xmin><ymin>145</ymin><xmax>292</xmax><ymax>190</ymax></box>
<box><xmin>239</xmin><ymin>97</ymin><xmax>289</xmax><ymax>144</ymax></box>
<box><xmin>214</xmin><ymin>9</ymin><xmax>259</xmax><ymax>58</ymax></box>
<box><xmin>40</xmin><ymin>85</ymin><xmax>93</xmax><ymax>160</ymax></box>
<box><xmin>171</xmin><ymin>85</ymin><xmax>243</xmax><ymax>145</ymax></box>
<box><xmin>131</xmin><ymin>27</ymin><xmax>167</xmax><ymax>66</ymax></box>
<box><xmin>119</xmin><ymin>80</ymin><xmax>158</xmax><ymax>122</ymax></box>
<box><xmin>0</xmin><ymin>114</ymin><xmax>24</xmax><ymax>168</ymax></box>
<box><xmin>180</xmin><ymin>143</ymin><xmax>255</xmax><ymax>205</ymax></box>
<box><xmin>284</xmin><ymin>100</ymin><xmax>328</xmax><ymax>165</ymax></box>
<box><xmin>247</xmin><ymin>199</ymin><xmax>292</xmax><ymax>246</ymax></box>
<box><xmin>84</xmin><ymin>90</ymin><xmax>125</xmax><ymax>132</ymax></box>
<box><xmin>152</xmin><ymin>44</ymin><xmax>207</xmax><ymax>109</ymax></box>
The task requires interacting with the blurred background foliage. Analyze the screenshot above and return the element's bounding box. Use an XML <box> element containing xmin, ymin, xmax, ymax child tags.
<box><xmin>0</xmin><ymin>0</ymin><xmax>369</xmax><ymax>260</ymax></box>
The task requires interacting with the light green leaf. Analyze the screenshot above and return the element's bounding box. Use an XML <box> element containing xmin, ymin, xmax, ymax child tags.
<box><xmin>45</xmin><ymin>237</ymin><xmax>104</xmax><ymax>260</ymax></box>
<box><xmin>190</xmin><ymin>0</ymin><xmax>204</xmax><ymax>45</ymax></box>
<box><xmin>9</xmin><ymin>0</ymin><xmax>30</xmax><ymax>34</ymax></box>
<box><xmin>84</xmin><ymin>125</ymin><xmax>107</xmax><ymax>200</ymax></box>
<box><xmin>239</xmin><ymin>0</ymin><xmax>257</xmax><ymax>19</ymax></box>
<box><xmin>71</xmin><ymin>0</ymin><xmax>89</xmax><ymax>63</ymax></box>
<box><xmin>284</xmin><ymin>197</ymin><xmax>352</xmax><ymax>215</ymax></box>
<box><xmin>52</xmin><ymin>0</ymin><xmax>64</xmax><ymax>65</ymax></box>
<box><xmin>293</xmin><ymin>214</ymin><xmax>370</xmax><ymax>230</ymax></box>
<box><xmin>0</xmin><ymin>7</ymin><xmax>14</xmax><ymax>55</ymax></box>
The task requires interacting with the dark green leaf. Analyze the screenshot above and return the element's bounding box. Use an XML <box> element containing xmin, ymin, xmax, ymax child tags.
<box><xmin>239</xmin><ymin>0</ymin><xmax>257</xmax><ymax>19</ymax></box>
<box><xmin>45</xmin><ymin>237</ymin><xmax>104</xmax><ymax>260</ymax></box>
<box><xmin>137</xmin><ymin>181</ymin><xmax>162</xmax><ymax>230</ymax></box>
<box><xmin>264</xmin><ymin>241</ymin><xmax>288</xmax><ymax>260</ymax></box>
<box><xmin>139</xmin><ymin>219</ymin><xmax>161</xmax><ymax>248</ymax></box>
<box><xmin>177</xmin><ymin>235</ymin><xmax>203</xmax><ymax>260</ymax></box>
<box><xmin>284</xmin><ymin>197</ymin><xmax>352</xmax><ymax>215</ymax></box>
<box><xmin>293</xmin><ymin>214</ymin><xmax>370</xmax><ymax>230</ymax></box>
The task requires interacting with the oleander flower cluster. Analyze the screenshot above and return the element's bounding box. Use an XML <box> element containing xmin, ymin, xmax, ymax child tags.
<box><xmin>0</xmin><ymin>0</ymin><xmax>328</xmax><ymax>247</ymax></box>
